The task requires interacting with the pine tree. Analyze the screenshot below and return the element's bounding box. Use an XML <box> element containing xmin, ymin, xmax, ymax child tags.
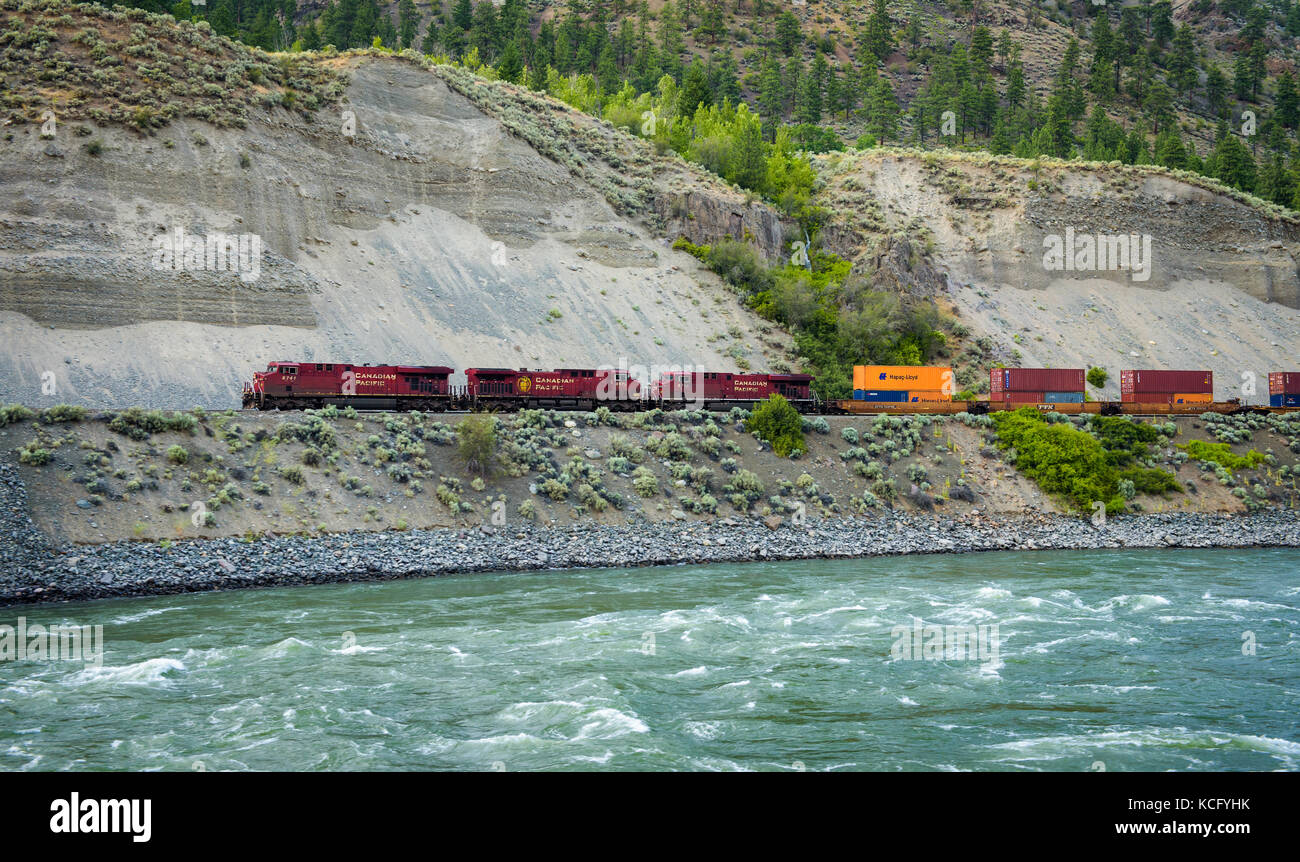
<box><xmin>497</xmin><ymin>39</ymin><xmax>524</xmax><ymax>83</ymax></box>
<box><xmin>1167</xmin><ymin>25</ymin><xmax>1197</xmax><ymax>93</ymax></box>
<box><xmin>452</xmin><ymin>0</ymin><xmax>472</xmax><ymax>31</ymax></box>
<box><xmin>729</xmin><ymin>113</ymin><xmax>767</xmax><ymax>190</ymax></box>
<box><xmin>868</xmin><ymin>76</ymin><xmax>899</xmax><ymax>142</ymax></box>
<box><xmin>1278</xmin><ymin>71</ymin><xmax>1300</xmax><ymax>130</ymax></box>
<box><xmin>1153</xmin><ymin>127</ymin><xmax>1188</xmax><ymax>169</ymax></box>
<box><xmin>678</xmin><ymin>58</ymin><xmax>711</xmax><ymax>115</ymax></box>
<box><xmin>758</xmin><ymin>53</ymin><xmax>783</xmax><ymax>126</ymax></box>
<box><xmin>989</xmin><ymin>118</ymin><xmax>1012</xmax><ymax>154</ymax></box>
<box><xmin>699</xmin><ymin>1</ymin><xmax>724</xmax><ymax>43</ymax></box>
<box><xmin>1151</xmin><ymin>1</ymin><xmax>1174</xmax><ymax>46</ymax></box>
<box><xmin>1005</xmin><ymin>55</ymin><xmax>1025</xmax><ymax>107</ymax></box>
<box><xmin>970</xmin><ymin>25</ymin><xmax>993</xmax><ymax>77</ymax></box>
<box><xmin>1206</xmin><ymin>65</ymin><xmax>1228</xmax><ymax>119</ymax></box>
<box><xmin>1210</xmin><ymin>129</ymin><xmax>1257</xmax><ymax>192</ymax></box>
<box><xmin>863</xmin><ymin>0</ymin><xmax>892</xmax><ymax>63</ymax></box>
<box><xmin>775</xmin><ymin>10</ymin><xmax>802</xmax><ymax>57</ymax></box>
<box><xmin>398</xmin><ymin>0</ymin><xmax>417</xmax><ymax>50</ymax></box>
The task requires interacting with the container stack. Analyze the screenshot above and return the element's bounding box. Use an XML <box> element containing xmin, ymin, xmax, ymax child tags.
<box><xmin>1268</xmin><ymin>372</ymin><xmax>1300</xmax><ymax>407</ymax></box>
<box><xmin>989</xmin><ymin>368</ymin><xmax>1085</xmax><ymax>406</ymax></box>
<box><xmin>1120</xmin><ymin>370</ymin><xmax>1213</xmax><ymax>404</ymax></box>
<box><xmin>852</xmin><ymin>366</ymin><xmax>952</xmax><ymax>402</ymax></box>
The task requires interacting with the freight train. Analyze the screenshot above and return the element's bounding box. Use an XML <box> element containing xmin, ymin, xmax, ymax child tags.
<box><xmin>241</xmin><ymin>361</ymin><xmax>1300</xmax><ymax>416</ymax></box>
<box><xmin>241</xmin><ymin>362</ymin><xmax>817</xmax><ymax>412</ymax></box>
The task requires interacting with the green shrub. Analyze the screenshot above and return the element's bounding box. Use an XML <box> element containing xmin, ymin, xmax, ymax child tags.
<box><xmin>995</xmin><ymin>409</ymin><xmax>1181</xmax><ymax>514</ymax></box>
<box><xmin>166</xmin><ymin>445</ymin><xmax>188</xmax><ymax>464</ymax></box>
<box><xmin>18</xmin><ymin>443</ymin><xmax>52</xmax><ymax>465</ymax></box>
<box><xmin>1086</xmin><ymin>367</ymin><xmax>1108</xmax><ymax>389</ymax></box>
<box><xmin>0</xmin><ymin>404</ymin><xmax>35</xmax><ymax>427</ymax></box>
<box><xmin>632</xmin><ymin>467</ymin><xmax>659</xmax><ymax>498</ymax></box>
<box><xmin>746</xmin><ymin>394</ymin><xmax>804</xmax><ymax>457</ymax></box>
<box><xmin>1179</xmin><ymin>440</ymin><xmax>1265</xmax><ymax>472</ymax></box>
<box><xmin>41</xmin><ymin>404</ymin><xmax>87</xmax><ymax>423</ymax></box>
<box><xmin>539</xmin><ymin>478</ymin><xmax>569</xmax><ymax>501</ymax></box>
<box><xmin>457</xmin><ymin>415</ymin><xmax>497</xmax><ymax>474</ymax></box>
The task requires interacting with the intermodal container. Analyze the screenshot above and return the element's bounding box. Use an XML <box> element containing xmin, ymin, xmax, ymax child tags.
<box><xmin>1122</xmin><ymin>392</ymin><xmax>1215</xmax><ymax>404</ymax></box>
<box><xmin>853</xmin><ymin>390</ymin><xmax>910</xmax><ymax>402</ymax></box>
<box><xmin>854</xmin><ymin>365</ymin><xmax>952</xmax><ymax>392</ymax></box>
<box><xmin>1043</xmin><ymin>391</ymin><xmax>1084</xmax><ymax>403</ymax></box>
<box><xmin>990</xmin><ymin>368</ymin><xmax>1086</xmax><ymax>393</ymax></box>
<box><xmin>1120</xmin><ymin>370</ymin><xmax>1212</xmax><ymax>395</ymax></box>
<box><xmin>997</xmin><ymin>391</ymin><xmax>1045</xmax><ymax>405</ymax></box>
<box><xmin>1271</xmin><ymin>393</ymin><xmax>1300</xmax><ymax>407</ymax></box>
<box><xmin>1268</xmin><ymin>372</ymin><xmax>1300</xmax><ymax>395</ymax></box>
<box><xmin>906</xmin><ymin>390</ymin><xmax>952</xmax><ymax>402</ymax></box>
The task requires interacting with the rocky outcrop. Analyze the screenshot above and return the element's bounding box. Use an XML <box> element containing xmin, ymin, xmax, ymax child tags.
<box><xmin>857</xmin><ymin>235</ymin><xmax>949</xmax><ymax>299</ymax></box>
<box><xmin>653</xmin><ymin>191</ymin><xmax>792</xmax><ymax>262</ymax></box>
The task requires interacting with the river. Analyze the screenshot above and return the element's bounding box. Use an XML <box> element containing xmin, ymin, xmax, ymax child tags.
<box><xmin>2</xmin><ymin>548</ymin><xmax>1297</xmax><ymax>771</ymax></box>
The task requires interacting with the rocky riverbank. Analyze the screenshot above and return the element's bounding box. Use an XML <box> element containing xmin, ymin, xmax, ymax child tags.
<box><xmin>3</xmin><ymin>505</ymin><xmax>1299</xmax><ymax>606</ymax></box>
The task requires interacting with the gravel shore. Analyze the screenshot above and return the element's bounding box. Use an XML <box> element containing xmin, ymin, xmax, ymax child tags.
<box><xmin>3</xmin><ymin>460</ymin><xmax>1299</xmax><ymax>606</ymax></box>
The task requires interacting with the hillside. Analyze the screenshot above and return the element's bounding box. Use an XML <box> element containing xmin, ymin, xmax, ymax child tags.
<box><xmin>3</xmin><ymin>405</ymin><xmax>1298</xmax><ymax>551</ymax></box>
<box><xmin>0</xmin><ymin>2</ymin><xmax>800</xmax><ymax>409</ymax></box>
<box><xmin>815</xmin><ymin>148</ymin><xmax>1300</xmax><ymax>399</ymax></box>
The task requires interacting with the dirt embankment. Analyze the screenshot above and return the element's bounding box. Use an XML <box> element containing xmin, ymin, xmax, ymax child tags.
<box><xmin>2</xmin><ymin>406</ymin><xmax>1297</xmax><ymax>550</ymax></box>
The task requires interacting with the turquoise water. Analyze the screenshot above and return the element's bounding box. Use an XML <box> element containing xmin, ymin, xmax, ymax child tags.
<box><xmin>2</xmin><ymin>548</ymin><xmax>1297</xmax><ymax>771</ymax></box>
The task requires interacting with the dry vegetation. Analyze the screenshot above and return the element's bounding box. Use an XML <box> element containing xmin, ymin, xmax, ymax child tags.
<box><xmin>4</xmin><ymin>402</ymin><xmax>1300</xmax><ymax>546</ymax></box>
<box><xmin>0</xmin><ymin>0</ymin><xmax>345</xmax><ymax>131</ymax></box>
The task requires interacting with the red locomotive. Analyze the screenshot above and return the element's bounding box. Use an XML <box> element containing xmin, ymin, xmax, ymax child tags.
<box><xmin>464</xmin><ymin>367</ymin><xmax>642</xmax><ymax>410</ymax></box>
<box><xmin>651</xmin><ymin>371</ymin><xmax>815</xmax><ymax>410</ymax></box>
<box><xmin>242</xmin><ymin>362</ymin><xmax>455</xmax><ymax>410</ymax></box>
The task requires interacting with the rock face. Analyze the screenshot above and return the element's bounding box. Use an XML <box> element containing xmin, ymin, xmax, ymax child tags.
<box><xmin>654</xmin><ymin>191</ymin><xmax>792</xmax><ymax>262</ymax></box>
<box><xmin>857</xmin><ymin>235</ymin><xmax>949</xmax><ymax>299</ymax></box>
<box><xmin>0</xmin><ymin>56</ymin><xmax>784</xmax><ymax>409</ymax></box>
<box><xmin>817</xmin><ymin>151</ymin><xmax>1300</xmax><ymax>398</ymax></box>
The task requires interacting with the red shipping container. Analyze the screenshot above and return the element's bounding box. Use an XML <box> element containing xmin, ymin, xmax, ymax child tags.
<box><xmin>1269</xmin><ymin>372</ymin><xmax>1300</xmax><ymax>395</ymax></box>
<box><xmin>997</xmin><ymin>391</ymin><xmax>1045</xmax><ymax>404</ymax></box>
<box><xmin>1120</xmin><ymin>370</ymin><xmax>1212</xmax><ymax>394</ymax></box>
<box><xmin>990</xmin><ymin>368</ymin><xmax>1086</xmax><ymax>393</ymax></box>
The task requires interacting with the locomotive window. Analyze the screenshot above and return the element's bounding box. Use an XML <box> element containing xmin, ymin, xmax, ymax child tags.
<box><xmin>326</xmin><ymin>365</ymin><xmax>334</xmax><ymax>371</ymax></box>
<box><xmin>316</xmin><ymin>364</ymin><xmax>323</xmax><ymax>371</ymax></box>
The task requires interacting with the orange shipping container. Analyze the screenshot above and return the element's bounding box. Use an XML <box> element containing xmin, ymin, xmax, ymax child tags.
<box><xmin>906</xmin><ymin>390</ymin><xmax>953</xmax><ymax>402</ymax></box>
<box><xmin>854</xmin><ymin>366</ymin><xmax>953</xmax><ymax>392</ymax></box>
<box><xmin>1172</xmin><ymin>393</ymin><xmax>1213</xmax><ymax>404</ymax></box>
